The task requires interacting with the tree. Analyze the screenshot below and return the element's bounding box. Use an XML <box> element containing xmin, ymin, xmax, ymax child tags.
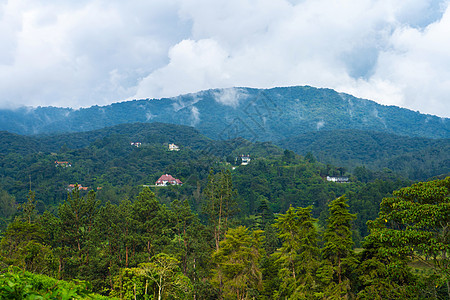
<box><xmin>0</xmin><ymin>220</ymin><xmax>56</xmax><ymax>276</ymax></box>
<box><xmin>204</xmin><ymin>169</ymin><xmax>238</xmax><ymax>251</ymax></box>
<box><xmin>356</xmin><ymin>237</ymin><xmax>418</xmax><ymax>299</ymax></box>
<box><xmin>132</xmin><ymin>187</ymin><xmax>174</xmax><ymax>260</ymax></box>
<box><xmin>319</xmin><ymin>195</ymin><xmax>357</xmax><ymax>299</ymax></box>
<box><xmin>171</xmin><ymin>199</ymin><xmax>212</xmax><ymax>299</ymax></box>
<box><xmin>0</xmin><ymin>189</ymin><xmax>16</xmax><ymax>222</ymax></box>
<box><xmin>212</xmin><ymin>226</ymin><xmax>264</xmax><ymax>300</ymax></box>
<box><xmin>18</xmin><ymin>190</ymin><xmax>37</xmax><ymax>224</ymax></box>
<box><xmin>95</xmin><ymin>201</ymin><xmax>129</xmax><ymax>290</ymax></box>
<box><xmin>140</xmin><ymin>253</ymin><xmax>192</xmax><ymax>300</ymax></box>
<box><xmin>272</xmin><ymin>206</ymin><xmax>320</xmax><ymax>299</ymax></box>
<box><xmin>58</xmin><ymin>187</ymin><xmax>100</xmax><ymax>277</ymax></box>
<box><xmin>363</xmin><ymin>177</ymin><xmax>450</xmax><ymax>299</ymax></box>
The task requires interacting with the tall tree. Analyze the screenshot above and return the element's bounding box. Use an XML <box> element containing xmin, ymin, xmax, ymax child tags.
<box><xmin>140</xmin><ymin>253</ymin><xmax>192</xmax><ymax>300</ymax></box>
<box><xmin>356</xmin><ymin>236</ymin><xmax>418</xmax><ymax>299</ymax></box>
<box><xmin>58</xmin><ymin>186</ymin><xmax>100</xmax><ymax>277</ymax></box>
<box><xmin>272</xmin><ymin>205</ymin><xmax>320</xmax><ymax>299</ymax></box>
<box><xmin>212</xmin><ymin>226</ymin><xmax>264</xmax><ymax>300</ymax></box>
<box><xmin>132</xmin><ymin>187</ymin><xmax>174</xmax><ymax>260</ymax></box>
<box><xmin>319</xmin><ymin>195</ymin><xmax>357</xmax><ymax>299</ymax></box>
<box><xmin>204</xmin><ymin>169</ymin><xmax>238</xmax><ymax>251</ymax></box>
<box><xmin>18</xmin><ymin>190</ymin><xmax>37</xmax><ymax>224</ymax></box>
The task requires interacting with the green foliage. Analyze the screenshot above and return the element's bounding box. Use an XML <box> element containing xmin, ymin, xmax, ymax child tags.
<box><xmin>0</xmin><ymin>220</ymin><xmax>57</xmax><ymax>276</ymax></box>
<box><xmin>272</xmin><ymin>206</ymin><xmax>320</xmax><ymax>299</ymax></box>
<box><xmin>0</xmin><ymin>116</ymin><xmax>447</xmax><ymax>299</ymax></box>
<box><xmin>319</xmin><ymin>196</ymin><xmax>357</xmax><ymax>299</ymax></box>
<box><xmin>204</xmin><ymin>169</ymin><xmax>238</xmax><ymax>251</ymax></box>
<box><xmin>0</xmin><ymin>266</ymin><xmax>111</xmax><ymax>299</ymax></box>
<box><xmin>57</xmin><ymin>187</ymin><xmax>101</xmax><ymax>279</ymax></box>
<box><xmin>363</xmin><ymin>177</ymin><xmax>450</xmax><ymax>299</ymax></box>
<box><xmin>0</xmin><ymin>188</ymin><xmax>16</xmax><ymax>231</ymax></box>
<box><xmin>356</xmin><ymin>238</ymin><xmax>419</xmax><ymax>299</ymax></box>
<box><xmin>212</xmin><ymin>226</ymin><xmax>264</xmax><ymax>300</ymax></box>
<box><xmin>278</xmin><ymin>129</ymin><xmax>449</xmax><ymax>180</ymax></box>
<box><xmin>18</xmin><ymin>190</ymin><xmax>37</xmax><ymax>224</ymax></box>
<box><xmin>345</xmin><ymin>179</ymin><xmax>411</xmax><ymax>239</ymax></box>
<box><xmin>112</xmin><ymin>253</ymin><xmax>192</xmax><ymax>300</ymax></box>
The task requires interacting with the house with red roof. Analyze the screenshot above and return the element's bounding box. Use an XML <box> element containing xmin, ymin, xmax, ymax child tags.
<box><xmin>55</xmin><ymin>161</ymin><xmax>71</xmax><ymax>167</ymax></box>
<box><xmin>155</xmin><ymin>174</ymin><xmax>183</xmax><ymax>186</ymax></box>
<box><xmin>67</xmin><ymin>184</ymin><xmax>89</xmax><ymax>191</ymax></box>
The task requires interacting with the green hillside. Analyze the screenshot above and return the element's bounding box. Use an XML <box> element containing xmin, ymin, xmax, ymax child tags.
<box><xmin>0</xmin><ymin>122</ymin><xmax>410</xmax><ymax>237</ymax></box>
<box><xmin>277</xmin><ymin>129</ymin><xmax>450</xmax><ymax>180</ymax></box>
<box><xmin>0</xmin><ymin>86</ymin><xmax>448</xmax><ymax>139</ymax></box>
<box><xmin>1</xmin><ymin>121</ymin><xmax>449</xmax><ymax>298</ymax></box>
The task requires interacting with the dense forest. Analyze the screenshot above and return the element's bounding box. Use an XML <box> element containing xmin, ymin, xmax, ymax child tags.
<box><xmin>0</xmin><ymin>122</ymin><xmax>449</xmax><ymax>299</ymax></box>
<box><xmin>277</xmin><ymin>129</ymin><xmax>450</xmax><ymax>180</ymax></box>
<box><xmin>1</xmin><ymin>176</ymin><xmax>449</xmax><ymax>299</ymax></box>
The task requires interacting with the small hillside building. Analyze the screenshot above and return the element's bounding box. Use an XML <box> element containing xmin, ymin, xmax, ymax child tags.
<box><xmin>67</xmin><ymin>184</ymin><xmax>89</xmax><ymax>191</ymax></box>
<box><xmin>155</xmin><ymin>174</ymin><xmax>183</xmax><ymax>186</ymax></box>
<box><xmin>326</xmin><ymin>176</ymin><xmax>349</xmax><ymax>183</ymax></box>
<box><xmin>241</xmin><ymin>154</ymin><xmax>251</xmax><ymax>165</ymax></box>
<box><xmin>55</xmin><ymin>161</ymin><xmax>71</xmax><ymax>167</ymax></box>
<box><xmin>169</xmin><ymin>143</ymin><xmax>180</xmax><ymax>151</ymax></box>
<box><xmin>131</xmin><ymin>142</ymin><xmax>142</xmax><ymax>147</ymax></box>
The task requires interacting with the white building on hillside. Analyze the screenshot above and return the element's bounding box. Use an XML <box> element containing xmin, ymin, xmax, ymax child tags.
<box><xmin>241</xmin><ymin>154</ymin><xmax>251</xmax><ymax>165</ymax></box>
<box><xmin>326</xmin><ymin>176</ymin><xmax>349</xmax><ymax>183</ymax></box>
<box><xmin>169</xmin><ymin>143</ymin><xmax>180</xmax><ymax>151</ymax></box>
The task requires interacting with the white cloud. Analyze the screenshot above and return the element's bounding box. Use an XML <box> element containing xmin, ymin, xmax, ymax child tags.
<box><xmin>190</xmin><ymin>106</ymin><xmax>200</xmax><ymax>126</ymax></box>
<box><xmin>0</xmin><ymin>0</ymin><xmax>449</xmax><ymax>117</ymax></box>
<box><xmin>316</xmin><ymin>120</ymin><xmax>325</xmax><ymax>130</ymax></box>
<box><xmin>213</xmin><ymin>87</ymin><xmax>247</xmax><ymax>108</ymax></box>
<box><xmin>134</xmin><ymin>39</ymin><xmax>230</xmax><ymax>99</ymax></box>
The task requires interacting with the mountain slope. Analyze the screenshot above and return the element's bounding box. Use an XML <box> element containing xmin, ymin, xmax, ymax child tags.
<box><xmin>0</xmin><ymin>121</ymin><xmax>413</xmax><ymax>244</ymax></box>
<box><xmin>0</xmin><ymin>122</ymin><xmax>287</xmax><ymax>209</ymax></box>
<box><xmin>277</xmin><ymin>129</ymin><xmax>450</xmax><ymax>180</ymax></box>
<box><xmin>1</xmin><ymin>86</ymin><xmax>448</xmax><ymax>139</ymax></box>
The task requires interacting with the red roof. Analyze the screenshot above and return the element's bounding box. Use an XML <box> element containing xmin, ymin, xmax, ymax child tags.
<box><xmin>156</xmin><ymin>174</ymin><xmax>182</xmax><ymax>185</ymax></box>
<box><xmin>157</xmin><ymin>174</ymin><xmax>176</xmax><ymax>182</ymax></box>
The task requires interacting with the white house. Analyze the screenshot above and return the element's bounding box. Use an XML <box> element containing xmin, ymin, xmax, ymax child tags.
<box><xmin>326</xmin><ymin>176</ymin><xmax>349</xmax><ymax>183</ymax></box>
<box><xmin>169</xmin><ymin>143</ymin><xmax>180</xmax><ymax>151</ymax></box>
<box><xmin>241</xmin><ymin>154</ymin><xmax>251</xmax><ymax>165</ymax></box>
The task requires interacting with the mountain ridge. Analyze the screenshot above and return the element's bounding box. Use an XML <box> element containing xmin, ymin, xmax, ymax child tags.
<box><xmin>0</xmin><ymin>86</ymin><xmax>448</xmax><ymax>139</ymax></box>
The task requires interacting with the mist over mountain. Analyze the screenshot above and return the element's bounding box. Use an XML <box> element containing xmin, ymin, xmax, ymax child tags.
<box><xmin>0</xmin><ymin>86</ymin><xmax>448</xmax><ymax>140</ymax></box>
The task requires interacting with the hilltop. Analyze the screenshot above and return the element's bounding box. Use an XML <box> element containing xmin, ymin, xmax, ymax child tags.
<box><xmin>0</xmin><ymin>86</ymin><xmax>448</xmax><ymax>139</ymax></box>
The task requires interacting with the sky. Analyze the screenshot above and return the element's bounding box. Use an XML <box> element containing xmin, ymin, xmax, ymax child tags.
<box><xmin>0</xmin><ymin>0</ymin><xmax>449</xmax><ymax>117</ymax></box>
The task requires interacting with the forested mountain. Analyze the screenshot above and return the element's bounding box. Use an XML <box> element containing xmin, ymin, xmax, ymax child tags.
<box><xmin>0</xmin><ymin>122</ymin><xmax>410</xmax><ymax>237</ymax></box>
<box><xmin>0</xmin><ymin>90</ymin><xmax>448</xmax><ymax>298</ymax></box>
<box><xmin>1</xmin><ymin>122</ymin><xmax>449</xmax><ymax>298</ymax></box>
<box><xmin>1</xmin><ymin>86</ymin><xmax>448</xmax><ymax>139</ymax></box>
<box><xmin>277</xmin><ymin>129</ymin><xmax>450</xmax><ymax>180</ymax></box>
<box><xmin>0</xmin><ymin>123</ymin><xmax>280</xmax><ymax>209</ymax></box>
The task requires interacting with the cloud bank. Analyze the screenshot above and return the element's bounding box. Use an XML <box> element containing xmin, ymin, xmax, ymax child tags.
<box><xmin>0</xmin><ymin>0</ymin><xmax>449</xmax><ymax>117</ymax></box>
